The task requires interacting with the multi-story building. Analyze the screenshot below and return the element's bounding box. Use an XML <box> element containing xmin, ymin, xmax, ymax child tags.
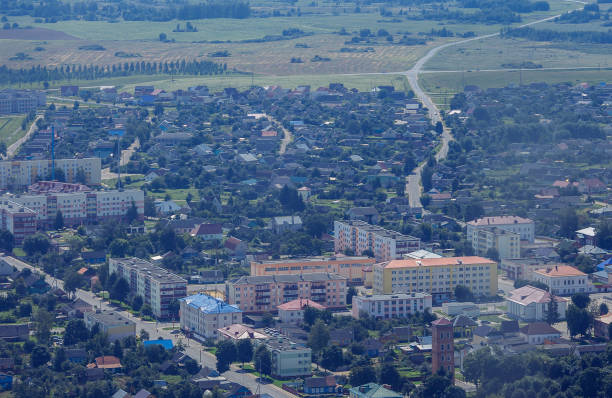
<box><xmin>83</xmin><ymin>310</ymin><xmax>135</xmax><ymax>342</ymax></box>
<box><xmin>471</xmin><ymin>226</ymin><xmax>520</xmax><ymax>260</ymax></box>
<box><xmin>431</xmin><ymin>318</ymin><xmax>454</xmax><ymax>380</ymax></box>
<box><xmin>0</xmin><ymin>199</ymin><xmax>36</xmax><ymax>244</ymax></box>
<box><xmin>250</xmin><ymin>256</ymin><xmax>375</xmax><ymax>285</ymax></box>
<box><xmin>351</xmin><ymin>293</ymin><xmax>433</xmax><ymax>319</ymax></box>
<box><xmin>501</xmin><ymin>257</ymin><xmax>559</xmax><ymax>281</ymax></box>
<box><xmin>226</xmin><ymin>273</ymin><xmax>347</xmax><ymax>313</ymax></box>
<box><xmin>532</xmin><ymin>265</ymin><xmax>589</xmax><ymax>296</ymax></box>
<box><xmin>109</xmin><ymin>258</ymin><xmax>187</xmax><ymax>319</ymax></box>
<box><xmin>179</xmin><ymin>293</ymin><xmax>242</xmax><ymax>340</ymax></box>
<box><xmin>2</xmin><ymin>184</ymin><xmax>144</xmax><ymax>229</ymax></box>
<box><xmin>265</xmin><ymin>338</ymin><xmax>312</xmax><ymax>378</ymax></box>
<box><xmin>373</xmin><ymin>256</ymin><xmax>497</xmax><ymax>302</ymax></box>
<box><xmin>0</xmin><ymin>158</ymin><xmax>101</xmax><ymax>189</ymax></box>
<box><xmin>467</xmin><ymin>216</ymin><xmax>535</xmax><ymax>243</ymax></box>
<box><xmin>506</xmin><ymin>285</ymin><xmax>569</xmax><ymax>322</ymax></box>
<box><xmin>0</xmin><ymin>89</ymin><xmax>46</xmax><ymax>115</ymax></box>
<box><xmin>334</xmin><ymin>220</ymin><xmax>421</xmax><ymax>262</ymax></box>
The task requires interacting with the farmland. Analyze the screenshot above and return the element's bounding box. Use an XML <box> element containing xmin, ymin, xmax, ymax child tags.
<box><xmin>0</xmin><ymin>115</ymin><xmax>27</xmax><ymax>147</ymax></box>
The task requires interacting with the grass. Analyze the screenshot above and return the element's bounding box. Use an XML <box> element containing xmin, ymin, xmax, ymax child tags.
<box><xmin>241</xmin><ymin>364</ymin><xmax>294</xmax><ymax>388</ymax></box>
<box><xmin>0</xmin><ymin>115</ymin><xmax>27</xmax><ymax>147</ymax></box>
<box><xmin>12</xmin><ymin>247</ymin><xmax>25</xmax><ymax>257</ymax></box>
<box><xmin>160</xmin><ymin>374</ymin><xmax>183</xmax><ymax>384</ymax></box>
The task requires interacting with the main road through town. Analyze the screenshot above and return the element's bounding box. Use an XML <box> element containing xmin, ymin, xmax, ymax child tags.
<box><xmin>403</xmin><ymin>9</ymin><xmax>578</xmax><ymax>208</ymax></box>
<box><xmin>3</xmin><ymin>255</ymin><xmax>294</xmax><ymax>398</ymax></box>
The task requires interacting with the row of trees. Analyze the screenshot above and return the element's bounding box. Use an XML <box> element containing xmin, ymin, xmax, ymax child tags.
<box><xmin>502</xmin><ymin>26</ymin><xmax>612</xmax><ymax>44</ymax></box>
<box><xmin>215</xmin><ymin>339</ymin><xmax>271</xmax><ymax>374</ymax></box>
<box><xmin>0</xmin><ymin>59</ymin><xmax>227</xmax><ymax>85</ymax></box>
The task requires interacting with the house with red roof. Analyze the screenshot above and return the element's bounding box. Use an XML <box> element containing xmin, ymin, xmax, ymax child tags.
<box><xmin>278</xmin><ymin>298</ymin><xmax>326</xmax><ymax>325</ymax></box>
<box><xmin>519</xmin><ymin>322</ymin><xmax>561</xmax><ymax>345</ymax></box>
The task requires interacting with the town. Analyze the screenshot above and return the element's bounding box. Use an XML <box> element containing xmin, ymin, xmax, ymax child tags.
<box><xmin>0</xmin><ymin>77</ymin><xmax>609</xmax><ymax>398</ymax></box>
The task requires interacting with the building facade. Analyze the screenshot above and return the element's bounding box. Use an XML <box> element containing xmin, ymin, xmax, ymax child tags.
<box><xmin>373</xmin><ymin>256</ymin><xmax>498</xmax><ymax>302</ymax></box>
<box><xmin>501</xmin><ymin>257</ymin><xmax>559</xmax><ymax>281</ymax></box>
<box><xmin>467</xmin><ymin>216</ymin><xmax>535</xmax><ymax>243</ymax></box>
<box><xmin>471</xmin><ymin>226</ymin><xmax>520</xmax><ymax>260</ymax></box>
<box><xmin>278</xmin><ymin>298</ymin><xmax>326</xmax><ymax>324</ymax></box>
<box><xmin>506</xmin><ymin>285</ymin><xmax>568</xmax><ymax>321</ymax></box>
<box><xmin>250</xmin><ymin>256</ymin><xmax>375</xmax><ymax>285</ymax></box>
<box><xmin>0</xmin><ymin>158</ymin><xmax>101</xmax><ymax>189</ymax></box>
<box><xmin>0</xmin><ymin>89</ymin><xmax>46</xmax><ymax>115</ymax></box>
<box><xmin>109</xmin><ymin>257</ymin><xmax>187</xmax><ymax>319</ymax></box>
<box><xmin>227</xmin><ymin>273</ymin><xmax>347</xmax><ymax>313</ymax></box>
<box><xmin>0</xmin><ymin>199</ymin><xmax>37</xmax><ymax>244</ymax></box>
<box><xmin>532</xmin><ymin>265</ymin><xmax>589</xmax><ymax>296</ymax></box>
<box><xmin>265</xmin><ymin>338</ymin><xmax>312</xmax><ymax>378</ymax></box>
<box><xmin>84</xmin><ymin>310</ymin><xmax>135</xmax><ymax>342</ymax></box>
<box><xmin>431</xmin><ymin>318</ymin><xmax>454</xmax><ymax>380</ymax></box>
<box><xmin>334</xmin><ymin>220</ymin><xmax>421</xmax><ymax>262</ymax></box>
<box><xmin>352</xmin><ymin>293</ymin><xmax>433</xmax><ymax>319</ymax></box>
<box><xmin>179</xmin><ymin>293</ymin><xmax>242</xmax><ymax>339</ymax></box>
<box><xmin>2</xmin><ymin>186</ymin><xmax>144</xmax><ymax>229</ymax></box>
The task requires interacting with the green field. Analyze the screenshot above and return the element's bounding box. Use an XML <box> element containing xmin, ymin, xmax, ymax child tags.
<box><xmin>0</xmin><ymin>115</ymin><xmax>27</xmax><ymax>146</ymax></box>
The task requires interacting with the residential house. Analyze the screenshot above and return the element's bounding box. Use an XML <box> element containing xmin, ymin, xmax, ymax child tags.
<box><xmin>346</xmin><ymin>207</ymin><xmax>380</xmax><ymax>224</ymax></box>
<box><xmin>191</xmin><ymin>223</ymin><xmax>223</xmax><ymax>240</ymax></box>
<box><xmin>133</xmin><ymin>389</ymin><xmax>153</xmax><ymax>398</ymax></box>
<box><xmin>594</xmin><ymin>313</ymin><xmax>612</xmax><ymax>340</ymax></box>
<box><xmin>349</xmin><ymin>383</ymin><xmax>402</xmax><ymax>398</ymax></box>
<box><xmin>362</xmin><ymin>338</ymin><xmax>383</xmax><ymax>357</ymax></box>
<box><xmin>453</xmin><ymin>315</ymin><xmax>478</xmax><ymax>338</ymax></box>
<box><xmin>519</xmin><ymin>322</ymin><xmax>561</xmax><ymax>344</ymax></box>
<box><xmin>65</xmin><ymin>348</ymin><xmax>88</xmax><ymax>364</ymax></box>
<box><xmin>506</xmin><ymin>285</ymin><xmax>568</xmax><ymax>321</ymax></box>
<box><xmin>272</xmin><ymin>216</ymin><xmax>302</xmax><ymax>234</ymax></box>
<box><xmin>216</xmin><ymin>324</ymin><xmax>269</xmax><ymax>343</ymax></box>
<box><xmin>0</xmin><ymin>324</ymin><xmax>29</xmax><ymax>341</ymax></box>
<box><xmin>225</xmin><ymin>237</ymin><xmax>247</xmax><ymax>258</ymax></box>
<box><xmin>81</xmin><ymin>250</ymin><xmax>106</xmax><ymax>264</ymax></box>
<box><xmin>92</xmin><ymin>355</ymin><xmax>122</xmax><ymax>371</ymax></box>
<box><xmin>277</xmin><ymin>298</ymin><xmax>326</xmax><ymax>325</ymax></box>
<box><xmin>329</xmin><ymin>328</ymin><xmax>354</xmax><ymax>347</ymax></box>
<box><xmin>304</xmin><ymin>376</ymin><xmax>338</xmax><ymax>395</ymax></box>
<box><xmin>84</xmin><ymin>311</ymin><xmax>136</xmax><ymax>342</ymax></box>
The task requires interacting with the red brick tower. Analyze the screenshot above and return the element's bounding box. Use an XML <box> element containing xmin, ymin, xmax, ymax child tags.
<box><xmin>432</xmin><ymin>318</ymin><xmax>454</xmax><ymax>380</ymax></box>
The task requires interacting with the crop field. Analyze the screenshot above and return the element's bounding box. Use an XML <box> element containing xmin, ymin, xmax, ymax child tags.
<box><xmin>0</xmin><ymin>115</ymin><xmax>27</xmax><ymax>147</ymax></box>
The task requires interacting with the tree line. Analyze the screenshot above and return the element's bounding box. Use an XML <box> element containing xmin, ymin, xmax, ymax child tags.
<box><xmin>0</xmin><ymin>0</ymin><xmax>251</xmax><ymax>21</ymax></box>
<box><xmin>502</xmin><ymin>26</ymin><xmax>612</xmax><ymax>44</ymax></box>
<box><xmin>0</xmin><ymin>59</ymin><xmax>227</xmax><ymax>85</ymax></box>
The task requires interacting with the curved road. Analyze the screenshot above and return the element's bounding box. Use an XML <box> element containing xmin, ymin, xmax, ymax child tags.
<box><xmin>403</xmin><ymin>10</ymin><xmax>577</xmax><ymax>208</ymax></box>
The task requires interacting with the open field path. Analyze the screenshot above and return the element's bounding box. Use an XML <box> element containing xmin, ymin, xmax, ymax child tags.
<box><xmin>6</xmin><ymin>114</ymin><xmax>42</xmax><ymax>159</ymax></box>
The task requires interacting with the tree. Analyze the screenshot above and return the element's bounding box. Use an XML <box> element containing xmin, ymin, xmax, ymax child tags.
<box><xmin>321</xmin><ymin>345</ymin><xmax>343</xmax><ymax>371</ymax></box>
<box><xmin>140</xmin><ymin>329</ymin><xmax>149</xmax><ymax>341</ymax></box>
<box><xmin>215</xmin><ymin>340</ymin><xmax>237</xmax><ymax>373</ymax></box>
<box><xmin>110</xmin><ymin>277</ymin><xmax>130</xmax><ymax>302</ymax></box>
<box><xmin>378</xmin><ymin>363</ymin><xmax>401</xmax><ymax>390</ymax></box>
<box><xmin>308</xmin><ymin>320</ymin><xmax>329</xmax><ymax>361</ymax></box>
<box><xmin>154</xmin><ymin>103</ymin><xmax>164</xmax><ymax>116</ymax></box>
<box><xmin>159</xmin><ymin>32</ymin><xmax>167</xmax><ymax>41</ymax></box>
<box><xmin>132</xmin><ymin>295</ymin><xmax>143</xmax><ymax>311</ymax></box>
<box><xmin>600</xmin><ymin>302</ymin><xmax>608</xmax><ymax>315</ymax></box>
<box><xmin>350</xmin><ymin>365</ymin><xmax>377</xmax><ymax>386</ymax></box>
<box><xmin>546</xmin><ymin>294</ymin><xmax>559</xmax><ymax>325</ymax></box>
<box><xmin>54</xmin><ymin>210</ymin><xmax>64</xmax><ymax>230</ymax></box>
<box><xmin>303</xmin><ymin>305</ymin><xmax>320</xmax><ymax>326</ymax></box>
<box><xmin>559</xmin><ymin>208</ymin><xmax>578</xmax><ymax>238</ymax></box>
<box><xmin>253</xmin><ymin>345</ymin><xmax>272</xmax><ymax>376</ymax></box>
<box><xmin>579</xmin><ymin>367</ymin><xmax>602</xmax><ymax>398</ymax></box>
<box><xmin>33</xmin><ymin>308</ymin><xmax>54</xmax><ymax>343</ymax></box>
<box><xmin>435</xmin><ymin>121</ymin><xmax>443</xmax><ymax>134</ymax></box>
<box><xmin>571</xmin><ymin>293</ymin><xmax>590</xmax><ymax>309</ymax></box>
<box><xmin>184</xmin><ymin>357</ymin><xmax>200</xmax><ymax>374</ymax></box>
<box><xmin>422</xmin><ymin>374</ymin><xmax>452</xmax><ymax>398</ymax></box>
<box><xmin>64</xmin><ymin>319</ymin><xmax>89</xmax><ymax>345</ymax></box>
<box><xmin>0</xmin><ymin>229</ymin><xmax>14</xmax><ymax>252</ymax></box>
<box><xmin>485</xmin><ymin>247</ymin><xmax>499</xmax><ymax>262</ymax></box>
<box><xmin>109</xmin><ymin>238</ymin><xmax>129</xmax><ymax>257</ymax></box>
<box><xmin>23</xmin><ymin>233</ymin><xmax>50</xmax><ymax>256</ymax></box>
<box><xmin>566</xmin><ymin>304</ymin><xmax>591</xmax><ymax>338</ymax></box>
<box><xmin>126</xmin><ymin>201</ymin><xmax>139</xmax><ymax>224</ymax></box>
<box><xmin>596</xmin><ymin>222</ymin><xmax>612</xmax><ymax>250</ymax></box>
<box><xmin>53</xmin><ymin>347</ymin><xmax>66</xmax><ymax>371</ymax></box>
<box><xmin>236</xmin><ymin>339</ymin><xmax>253</xmax><ymax>366</ymax></box>
<box><xmin>454</xmin><ymin>285</ymin><xmax>473</xmax><ymax>302</ymax></box>
<box><xmin>63</xmin><ymin>272</ymin><xmax>82</xmax><ymax>299</ymax></box>
<box><xmin>347</xmin><ymin>286</ymin><xmax>357</xmax><ymax>306</ymax></box>
<box><xmin>31</xmin><ymin>345</ymin><xmax>51</xmax><ymax>367</ymax></box>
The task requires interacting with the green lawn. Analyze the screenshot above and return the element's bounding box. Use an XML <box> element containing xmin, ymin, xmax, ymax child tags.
<box><xmin>0</xmin><ymin>115</ymin><xmax>27</xmax><ymax>146</ymax></box>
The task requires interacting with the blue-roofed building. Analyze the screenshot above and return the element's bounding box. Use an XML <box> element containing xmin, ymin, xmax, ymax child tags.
<box><xmin>144</xmin><ymin>339</ymin><xmax>174</xmax><ymax>350</ymax></box>
<box><xmin>179</xmin><ymin>294</ymin><xmax>242</xmax><ymax>340</ymax></box>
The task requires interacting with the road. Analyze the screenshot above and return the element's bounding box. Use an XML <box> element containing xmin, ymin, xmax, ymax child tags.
<box><xmin>403</xmin><ymin>10</ymin><xmax>575</xmax><ymax>208</ymax></box>
<box><xmin>101</xmin><ymin>138</ymin><xmax>141</xmax><ymax>180</ymax></box>
<box><xmin>6</xmin><ymin>115</ymin><xmax>42</xmax><ymax>159</ymax></box>
<box><xmin>4</xmin><ymin>255</ymin><xmax>293</xmax><ymax>398</ymax></box>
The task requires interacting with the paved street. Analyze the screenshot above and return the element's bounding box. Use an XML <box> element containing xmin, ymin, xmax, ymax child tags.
<box><xmin>4</xmin><ymin>256</ymin><xmax>294</xmax><ymax>398</ymax></box>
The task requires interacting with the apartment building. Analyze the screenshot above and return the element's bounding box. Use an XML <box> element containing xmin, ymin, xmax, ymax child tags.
<box><xmin>179</xmin><ymin>293</ymin><xmax>242</xmax><ymax>339</ymax></box>
<box><xmin>532</xmin><ymin>265</ymin><xmax>588</xmax><ymax>296</ymax></box>
<box><xmin>226</xmin><ymin>273</ymin><xmax>347</xmax><ymax>313</ymax></box>
<box><xmin>0</xmin><ymin>158</ymin><xmax>101</xmax><ymax>189</ymax></box>
<box><xmin>0</xmin><ymin>199</ymin><xmax>36</xmax><ymax>244</ymax></box>
<box><xmin>373</xmin><ymin>256</ymin><xmax>498</xmax><ymax>302</ymax></box>
<box><xmin>501</xmin><ymin>257</ymin><xmax>559</xmax><ymax>281</ymax></box>
<box><xmin>84</xmin><ymin>310</ymin><xmax>135</xmax><ymax>342</ymax></box>
<box><xmin>2</xmin><ymin>185</ymin><xmax>144</xmax><ymax>228</ymax></box>
<box><xmin>109</xmin><ymin>257</ymin><xmax>187</xmax><ymax>319</ymax></box>
<box><xmin>470</xmin><ymin>226</ymin><xmax>520</xmax><ymax>260</ymax></box>
<box><xmin>334</xmin><ymin>220</ymin><xmax>421</xmax><ymax>262</ymax></box>
<box><xmin>0</xmin><ymin>89</ymin><xmax>46</xmax><ymax>115</ymax></box>
<box><xmin>467</xmin><ymin>216</ymin><xmax>535</xmax><ymax>243</ymax></box>
<box><xmin>265</xmin><ymin>338</ymin><xmax>312</xmax><ymax>378</ymax></box>
<box><xmin>250</xmin><ymin>256</ymin><xmax>375</xmax><ymax>285</ymax></box>
<box><xmin>352</xmin><ymin>293</ymin><xmax>433</xmax><ymax>319</ymax></box>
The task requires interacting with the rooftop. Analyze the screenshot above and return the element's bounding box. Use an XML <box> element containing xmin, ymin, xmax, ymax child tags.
<box><xmin>349</xmin><ymin>383</ymin><xmax>402</xmax><ymax>398</ymax></box>
<box><xmin>217</xmin><ymin>324</ymin><xmax>269</xmax><ymax>340</ymax></box>
<box><xmin>277</xmin><ymin>298</ymin><xmax>326</xmax><ymax>311</ymax></box>
<box><xmin>358</xmin><ymin>293</ymin><xmax>432</xmax><ymax>301</ymax></box>
<box><xmin>507</xmin><ymin>285</ymin><xmax>569</xmax><ymax>306</ymax></box>
<box><xmin>251</xmin><ymin>256</ymin><xmax>373</xmax><ymax>265</ymax></box>
<box><xmin>533</xmin><ymin>265</ymin><xmax>586</xmax><ymax>278</ymax></box>
<box><xmin>231</xmin><ymin>273</ymin><xmax>347</xmax><ymax>285</ymax></box>
<box><xmin>520</xmin><ymin>322</ymin><xmax>561</xmax><ymax>336</ymax></box>
<box><xmin>337</xmin><ymin>220</ymin><xmax>419</xmax><ymax>241</ymax></box>
<box><xmin>265</xmin><ymin>337</ymin><xmax>311</xmax><ymax>352</ymax></box>
<box><xmin>467</xmin><ymin>216</ymin><xmax>533</xmax><ymax>226</ymax></box>
<box><xmin>381</xmin><ymin>256</ymin><xmax>495</xmax><ymax>269</ymax></box>
<box><xmin>86</xmin><ymin>310</ymin><xmax>134</xmax><ymax>328</ymax></box>
<box><xmin>111</xmin><ymin>257</ymin><xmax>187</xmax><ymax>284</ymax></box>
<box><xmin>180</xmin><ymin>293</ymin><xmax>241</xmax><ymax>314</ymax></box>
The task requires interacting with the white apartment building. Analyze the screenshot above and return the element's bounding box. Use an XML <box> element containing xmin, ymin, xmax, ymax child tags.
<box><xmin>0</xmin><ymin>158</ymin><xmax>101</xmax><ymax>189</ymax></box>
<box><xmin>334</xmin><ymin>220</ymin><xmax>421</xmax><ymax>262</ymax></box>
<box><xmin>467</xmin><ymin>216</ymin><xmax>535</xmax><ymax>243</ymax></box>
<box><xmin>179</xmin><ymin>293</ymin><xmax>242</xmax><ymax>339</ymax></box>
<box><xmin>352</xmin><ymin>293</ymin><xmax>432</xmax><ymax>319</ymax></box>
<box><xmin>533</xmin><ymin>265</ymin><xmax>589</xmax><ymax>296</ymax></box>
<box><xmin>109</xmin><ymin>257</ymin><xmax>187</xmax><ymax>319</ymax></box>
<box><xmin>2</xmin><ymin>188</ymin><xmax>143</xmax><ymax>228</ymax></box>
<box><xmin>266</xmin><ymin>338</ymin><xmax>312</xmax><ymax>378</ymax></box>
<box><xmin>471</xmin><ymin>226</ymin><xmax>520</xmax><ymax>260</ymax></box>
<box><xmin>373</xmin><ymin>256</ymin><xmax>498</xmax><ymax>303</ymax></box>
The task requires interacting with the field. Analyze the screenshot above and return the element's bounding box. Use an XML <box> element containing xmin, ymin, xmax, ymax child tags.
<box><xmin>0</xmin><ymin>115</ymin><xmax>27</xmax><ymax>147</ymax></box>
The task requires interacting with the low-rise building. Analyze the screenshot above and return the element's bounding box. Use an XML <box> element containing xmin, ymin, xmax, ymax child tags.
<box><xmin>250</xmin><ymin>256</ymin><xmax>375</xmax><ymax>285</ymax></box>
<box><xmin>519</xmin><ymin>322</ymin><xmax>561</xmax><ymax>344</ymax></box>
<box><xmin>272</xmin><ymin>216</ymin><xmax>302</xmax><ymax>234</ymax></box>
<box><xmin>467</xmin><ymin>215</ymin><xmax>535</xmax><ymax>243</ymax></box>
<box><xmin>373</xmin><ymin>256</ymin><xmax>497</xmax><ymax>303</ymax></box>
<box><xmin>109</xmin><ymin>258</ymin><xmax>187</xmax><ymax>319</ymax></box>
<box><xmin>594</xmin><ymin>313</ymin><xmax>612</xmax><ymax>340</ymax></box>
<box><xmin>278</xmin><ymin>298</ymin><xmax>326</xmax><ymax>325</ymax></box>
<box><xmin>349</xmin><ymin>383</ymin><xmax>402</xmax><ymax>398</ymax></box>
<box><xmin>216</xmin><ymin>324</ymin><xmax>269</xmax><ymax>343</ymax></box>
<box><xmin>506</xmin><ymin>285</ymin><xmax>569</xmax><ymax>321</ymax></box>
<box><xmin>265</xmin><ymin>338</ymin><xmax>311</xmax><ymax>378</ymax></box>
<box><xmin>501</xmin><ymin>257</ymin><xmax>560</xmax><ymax>281</ymax></box>
<box><xmin>84</xmin><ymin>310</ymin><xmax>135</xmax><ymax>342</ymax></box>
<box><xmin>227</xmin><ymin>273</ymin><xmax>347</xmax><ymax>313</ymax></box>
<box><xmin>351</xmin><ymin>293</ymin><xmax>432</xmax><ymax>319</ymax></box>
<box><xmin>442</xmin><ymin>302</ymin><xmax>480</xmax><ymax>318</ymax></box>
<box><xmin>532</xmin><ymin>265</ymin><xmax>588</xmax><ymax>295</ymax></box>
<box><xmin>179</xmin><ymin>293</ymin><xmax>242</xmax><ymax>340</ymax></box>
<box><xmin>470</xmin><ymin>226</ymin><xmax>520</xmax><ymax>260</ymax></box>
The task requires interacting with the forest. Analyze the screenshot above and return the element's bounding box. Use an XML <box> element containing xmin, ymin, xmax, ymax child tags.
<box><xmin>501</xmin><ymin>26</ymin><xmax>612</xmax><ymax>44</ymax></box>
